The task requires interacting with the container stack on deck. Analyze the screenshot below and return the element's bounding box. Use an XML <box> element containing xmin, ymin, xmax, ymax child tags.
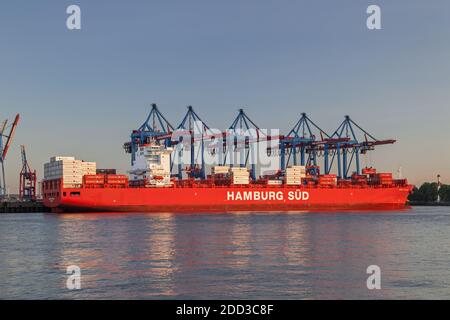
<box><xmin>352</xmin><ymin>174</ymin><xmax>368</xmax><ymax>185</ymax></box>
<box><xmin>83</xmin><ymin>174</ymin><xmax>105</xmax><ymax>186</ymax></box>
<box><xmin>285</xmin><ymin>166</ymin><xmax>306</xmax><ymax>185</ymax></box>
<box><xmin>230</xmin><ymin>167</ymin><xmax>250</xmax><ymax>185</ymax></box>
<box><xmin>318</xmin><ymin>174</ymin><xmax>337</xmax><ymax>186</ymax></box>
<box><xmin>210</xmin><ymin>166</ymin><xmax>230</xmax><ymax>181</ymax></box>
<box><xmin>81</xmin><ymin>161</ymin><xmax>96</xmax><ymax>176</ymax></box>
<box><xmin>211</xmin><ymin>166</ymin><xmax>229</xmax><ymax>175</ymax></box>
<box><xmin>96</xmin><ymin>169</ymin><xmax>117</xmax><ymax>175</ymax></box>
<box><xmin>372</xmin><ymin>173</ymin><xmax>393</xmax><ymax>185</ymax></box>
<box><xmin>83</xmin><ymin>174</ymin><xmax>129</xmax><ymax>188</ymax></box>
<box><xmin>105</xmin><ymin>174</ymin><xmax>129</xmax><ymax>187</ymax></box>
<box><xmin>44</xmin><ymin>156</ymin><xmax>96</xmax><ymax>188</ymax></box>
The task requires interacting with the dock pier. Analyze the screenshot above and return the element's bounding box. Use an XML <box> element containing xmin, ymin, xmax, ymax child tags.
<box><xmin>0</xmin><ymin>200</ymin><xmax>50</xmax><ymax>213</ymax></box>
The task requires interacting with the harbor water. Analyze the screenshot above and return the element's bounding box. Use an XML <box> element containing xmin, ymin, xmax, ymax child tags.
<box><xmin>0</xmin><ymin>206</ymin><xmax>449</xmax><ymax>299</ymax></box>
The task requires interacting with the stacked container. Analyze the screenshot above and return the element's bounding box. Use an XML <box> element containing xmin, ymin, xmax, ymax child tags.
<box><xmin>44</xmin><ymin>158</ymin><xmax>83</xmax><ymax>188</ymax></box>
<box><xmin>285</xmin><ymin>166</ymin><xmax>306</xmax><ymax>185</ymax></box>
<box><xmin>44</xmin><ymin>156</ymin><xmax>97</xmax><ymax>188</ymax></box>
<box><xmin>352</xmin><ymin>174</ymin><xmax>368</xmax><ymax>185</ymax></box>
<box><xmin>267</xmin><ymin>180</ymin><xmax>282</xmax><ymax>185</ymax></box>
<box><xmin>105</xmin><ymin>174</ymin><xmax>128</xmax><ymax>186</ymax></box>
<box><xmin>210</xmin><ymin>166</ymin><xmax>230</xmax><ymax>180</ymax></box>
<box><xmin>362</xmin><ymin>167</ymin><xmax>377</xmax><ymax>175</ymax></box>
<box><xmin>96</xmin><ymin>169</ymin><xmax>117</xmax><ymax>175</ymax></box>
<box><xmin>229</xmin><ymin>167</ymin><xmax>250</xmax><ymax>185</ymax></box>
<box><xmin>83</xmin><ymin>174</ymin><xmax>105</xmax><ymax>186</ymax></box>
<box><xmin>50</xmin><ymin>156</ymin><xmax>75</xmax><ymax>162</ymax></box>
<box><xmin>373</xmin><ymin>173</ymin><xmax>393</xmax><ymax>185</ymax></box>
<box><xmin>81</xmin><ymin>161</ymin><xmax>97</xmax><ymax>176</ymax></box>
<box><xmin>318</xmin><ymin>174</ymin><xmax>337</xmax><ymax>186</ymax></box>
<box><xmin>211</xmin><ymin>166</ymin><xmax>230</xmax><ymax>175</ymax></box>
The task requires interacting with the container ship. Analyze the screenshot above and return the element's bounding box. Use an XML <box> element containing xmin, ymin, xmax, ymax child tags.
<box><xmin>42</xmin><ymin>106</ymin><xmax>413</xmax><ymax>213</ymax></box>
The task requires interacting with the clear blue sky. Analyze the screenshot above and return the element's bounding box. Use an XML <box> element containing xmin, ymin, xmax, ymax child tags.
<box><xmin>1</xmin><ymin>0</ymin><xmax>450</xmax><ymax>192</ymax></box>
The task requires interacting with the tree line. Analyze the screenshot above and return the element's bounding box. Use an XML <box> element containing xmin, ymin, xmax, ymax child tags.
<box><xmin>408</xmin><ymin>182</ymin><xmax>450</xmax><ymax>202</ymax></box>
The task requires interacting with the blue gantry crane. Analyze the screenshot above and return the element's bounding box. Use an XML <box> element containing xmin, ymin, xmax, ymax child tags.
<box><xmin>174</xmin><ymin>106</ymin><xmax>210</xmax><ymax>179</ymax></box>
<box><xmin>123</xmin><ymin>104</ymin><xmax>174</xmax><ymax>166</ymax></box>
<box><xmin>328</xmin><ymin>115</ymin><xmax>395</xmax><ymax>179</ymax></box>
<box><xmin>224</xmin><ymin>109</ymin><xmax>267</xmax><ymax>180</ymax></box>
<box><xmin>280</xmin><ymin>113</ymin><xmax>329</xmax><ymax>175</ymax></box>
<box><xmin>279</xmin><ymin>113</ymin><xmax>393</xmax><ymax>179</ymax></box>
<box><xmin>126</xmin><ymin>105</ymin><xmax>394</xmax><ymax>182</ymax></box>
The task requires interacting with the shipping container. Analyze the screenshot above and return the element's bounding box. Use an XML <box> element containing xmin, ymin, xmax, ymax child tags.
<box><xmin>362</xmin><ymin>167</ymin><xmax>377</xmax><ymax>175</ymax></box>
<box><xmin>96</xmin><ymin>169</ymin><xmax>117</xmax><ymax>175</ymax></box>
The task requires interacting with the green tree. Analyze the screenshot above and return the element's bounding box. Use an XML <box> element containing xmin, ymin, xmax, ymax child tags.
<box><xmin>438</xmin><ymin>184</ymin><xmax>450</xmax><ymax>202</ymax></box>
<box><xmin>408</xmin><ymin>186</ymin><xmax>421</xmax><ymax>201</ymax></box>
<box><xmin>408</xmin><ymin>182</ymin><xmax>439</xmax><ymax>202</ymax></box>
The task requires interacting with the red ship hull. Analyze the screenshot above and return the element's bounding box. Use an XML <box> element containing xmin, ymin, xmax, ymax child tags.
<box><xmin>43</xmin><ymin>183</ymin><xmax>413</xmax><ymax>213</ymax></box>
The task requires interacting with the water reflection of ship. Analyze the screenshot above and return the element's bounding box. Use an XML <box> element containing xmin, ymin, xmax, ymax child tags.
<box><xmin>138</xmin><ymin>214</ymin><xmax>177</xmax><ymax>297</ymax></box>
<box><xmin>168</xmin><ymin>213</ymin><xmax>407</xmax><ymax>299</ymax></box>
<box><xmin>301</xmin><ymin>214</ymin><xmax>406</xmax><ymax>299</ymax></box>
<box><xmin>55</xmin><ymin>213</ymin><xmax>178</xmax><ymax>298</ymax></box>
<box><xmin>168</xmin><ymin>214</ymin><xmax>312</xmax><ymax>298</ymax></box>
<box><xmin>53</xmin><ymin>212</ymin><xmax>408</xmax><ymax>299</ymax></box>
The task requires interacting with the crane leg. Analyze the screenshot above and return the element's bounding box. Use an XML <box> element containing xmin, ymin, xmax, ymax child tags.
<box><xmin>1</xmin><ymin>161</ymin><xmax>6</xmax><ymax>197</ymax></box>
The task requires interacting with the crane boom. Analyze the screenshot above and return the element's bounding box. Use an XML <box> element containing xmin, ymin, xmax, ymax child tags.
<box><xmin>1</xmin><ymin>114</ymin><xmax>20</xmax><ymax>161</ymax></box>
<box><xmin>0</xmin><ymin>119</ymin><xmax>7</xmax><ymax>136</ymax></box>
<box><xmin>1</xmin><ymin>114</ymin><xmax>20</xmax><ymax>197</ymax></box>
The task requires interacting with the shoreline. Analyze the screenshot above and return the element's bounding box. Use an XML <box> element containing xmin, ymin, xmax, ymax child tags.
<box><xmin>409</xmin><ymin>201</ymin><xmax>450</xmax><ymax>206</ymax></box>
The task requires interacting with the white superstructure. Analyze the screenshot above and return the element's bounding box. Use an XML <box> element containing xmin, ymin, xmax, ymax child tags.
<box><xmin>129</xmin><ymin>143</ymin><xmax>173</xmax><ymax>186</ymax></box>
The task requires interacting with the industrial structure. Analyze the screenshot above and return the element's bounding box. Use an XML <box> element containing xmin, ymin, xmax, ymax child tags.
<box><xmin>42</xmin><ymin>104</ymin><xmax>412</xmax><ymax>213</ymax></box>
<box><xmin>173</xmin><ymin>105</ymin><xmax>209</xmax><ymax>180</ymax></box>
<box><xmin>123</xmin><ymin>105</ymin><xmax>395</xmax><ymax>180</ymax></box>
<box><xmin>0</xmin><ymin>114</ymin><xmax>20</xmax><ymax>198</ymax></box>
<box><xmin>19</xmin><ymin>145</ymin><xmax>37</xmax><ymax>201</ymax></box>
